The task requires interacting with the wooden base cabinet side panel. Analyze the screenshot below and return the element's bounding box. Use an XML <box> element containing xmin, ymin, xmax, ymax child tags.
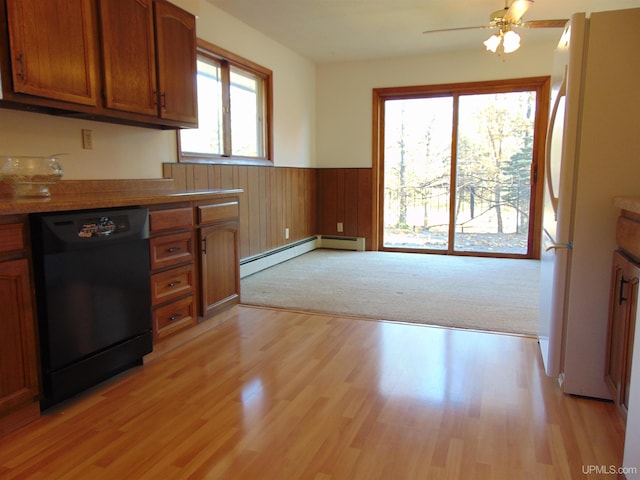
<box><xmin>0</xmin><ymin>259</ymin><xmax>40</xmax><ymax>434</ymax></box>
<box><xmin>622</xmin><ymin>263</ymin><xmax>639</xmax><ymax>416</ymax></box>
<box><xmin>199</xmin><ymin>221</ymin><xmax>240</xmax><ymax>318</ymax></box>
<box><xmin>606</xmin><ymin>249</ymin><xmax>639</xmax><ymax>420</ymax></box>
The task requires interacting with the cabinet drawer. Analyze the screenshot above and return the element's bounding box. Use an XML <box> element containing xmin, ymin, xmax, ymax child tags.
<box><xmin>0</xmin><ymin>224</ymin><xmax>25</xmax><ymax>254</ymax></box>
<box><xmin>150</xmin><ymin>231</ymin><xmax>194</xmax><ymax>269</ymax></box>
<box><xmin>149</xmin><ymin>207</ymin><xmax>193</xmax><ymax>233</ymax></box>
<box><xmin>151</xmin><ymin>264</ymin><xmax>195</xmax><ymax>305</ymax></box>
<box><xmin>153</xmin><ymin>295</ymin><xmax>196</xmax><ymax>340</ymax></box>
<box><xmin>197</xmin><ymin>199</ymin><xmax>239</xmax><ymax>225</ymax></box>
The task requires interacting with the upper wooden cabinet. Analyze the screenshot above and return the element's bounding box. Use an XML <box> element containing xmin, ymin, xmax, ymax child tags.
<box><xmin>99</xmin><ymin>0</ymin><xmax>197</xmax><ymax>125</ymax></box>
<box><xmin>99</xmin><ymin>0</ymin><xmax>158</xmax><ymax>117</ymax></box>
<box><xmin>4</xmin><ymin>0</ymin><xmax>99</xmax><ymax>107</ymax></box>
<box><xmin>153</xmin><ymin>0</ymin><xmax>198</xmax><ymax>124</ymax></box>
<box><xmin>0</xmin><ymin>0</ymin><xmax>197</xmax><ymax>129</ymax></box>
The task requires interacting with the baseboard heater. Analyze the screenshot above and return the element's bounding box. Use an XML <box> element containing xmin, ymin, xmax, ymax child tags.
<box><xmin>319</xmin><ymin>235</ymin><xmax>365</xmax><ymax>251</ymax></box>
<box><xmin>240</xmin><ymin>235</ymin><xmax>365</xmax><ymax>279</ymax></box>
<box><xmin>240</xmin><ymin>236</ymin><xmax>318</xmax><ymax>278</ymax></box>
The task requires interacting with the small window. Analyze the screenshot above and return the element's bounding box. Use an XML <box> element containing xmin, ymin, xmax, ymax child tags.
<box><xmin>230</xmin><ymin>66</ymin><xmax>263</xmax><ymax>157</ymax></box>
<box><xmin>179</xmin><ymin>39</ymin><xmax>272</xmax><ymax>165</ymax></box>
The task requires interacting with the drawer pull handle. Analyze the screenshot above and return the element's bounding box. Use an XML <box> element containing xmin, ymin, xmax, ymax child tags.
<box><xmin>167</xmin><ymin>246</ymin><xmax>182</xmax><ymax>253</ymax></box>
<box><xmin>168</xmin><ymin>313</ymin><xmax>182</xmax><ymax>322</ymax></box>
<box><xmin>168</xmin><ymin>280</ymin><xmax>183</xmax><ymax>288</ymax></box>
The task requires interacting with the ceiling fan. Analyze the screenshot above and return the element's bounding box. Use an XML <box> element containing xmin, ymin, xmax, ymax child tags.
<box><xmin>422</xmin><ymin>0</ymin><xmax>568</xmax><ymax>56</ymax></box>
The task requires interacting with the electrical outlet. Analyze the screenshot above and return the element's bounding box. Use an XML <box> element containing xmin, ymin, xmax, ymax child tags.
<box><xmin>82</xmin><ymin>129</ymin><xmax>93</xmax><ymax>150</ymax></box>
<box><xmin>337</xmin><ymin>222</ymin><xmax>344</xmax><ymax>233</ymax></box>
<box><xmin>285</xmin><ymin>227</ymin><xmax>290</xmax><ymax>240</ymax></box>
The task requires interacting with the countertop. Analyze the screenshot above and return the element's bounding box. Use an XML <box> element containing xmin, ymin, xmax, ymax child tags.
<box><xmin>0</xmin><ymin>179</ymin><xmax>242</xmax><ymax>215</ymax></box>
<box><xmin>614</xmin><ymin>197</ymin><xmax>640</xmax><ymax>215</ymax></box>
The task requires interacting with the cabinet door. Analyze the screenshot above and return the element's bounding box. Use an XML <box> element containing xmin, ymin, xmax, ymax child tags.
<box><xmin>5</xmin><ymin>0</ymin><xmax>98</xmax><ymax>106</ymax></box>
<box><xmin>99</xmin><ymin>0</ymin><xmax>158</xmax><ymax>116</ymax></box>
<box><xmin>606</xmin><ymin>253</ymin><xmax>628</xmax><ymax>399</ymax></box>
<box><xmin>154</xmin><ymin>0</ymin><xmax>198</xmax><ymax>125</ymax></box>
<box><xmin>605</xmin><ymin>250</ymin><xmax>640</xmax><ymax>419</ymax></box>
<box><xmin>0</xmin><ymin>259</ymin><xmax>39</xmax><ymax>413</ymax></box>
<box><xmin>199</xmin><ymin>222</ymin><xmax>240</xmax><ymax>318</ymax></box>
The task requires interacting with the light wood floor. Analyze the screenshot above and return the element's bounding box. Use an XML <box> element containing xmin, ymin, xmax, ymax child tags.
<box><xmin>0</xmin><ymin>306</ymin><xmax>625</xmax><ymax>479</ymax></box>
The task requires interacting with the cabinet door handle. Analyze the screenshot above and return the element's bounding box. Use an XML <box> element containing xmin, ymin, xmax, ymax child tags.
<box><xmin>167</xmin><ymin>246</ymin><xmax>182</xmax><ymax>253</ymax></box>
<box><xmin>619</xmin><ymin>276</ymin><xmax>629</xmax><ymax>305</ymax></box>
<box><xmin>202</xmin><ymin>238</ymin><xmax>207</xmax><ymax>255</ymax></box>
<box><xmin>159</xmin><ymin>92</ymin><xmax>167</xmax><ymax>110</ymax></box>
<box><xmin>16</xmin><ymin>53</ymin><xmax>25</xmax><ymax>80</ymax></box>
<box><xmin>168</xmin><ymin>280</ymin><xmax>182</xmax><ymax>288</ymax></box>
<box><xmin>168</xmin><ymin>313</ymin><xmax>182</xmax><ymax>322</ymax></box>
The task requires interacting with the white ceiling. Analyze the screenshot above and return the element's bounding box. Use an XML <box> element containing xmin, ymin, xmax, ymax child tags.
<box><xmin>206</xmin><ymin>0</ymin><xmax>640</xmax><ymax>63</ymax></box>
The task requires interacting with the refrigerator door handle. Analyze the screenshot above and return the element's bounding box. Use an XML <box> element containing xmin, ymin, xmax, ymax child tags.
<box><xmin>545</xmin><ymin>241</ymin><xmax>573</xmax><ymax>252</ymax></box>
<box><xmin>544</xmin><ymin>65</ymin><xmax>568</xmax><ymax>219</ymax></box>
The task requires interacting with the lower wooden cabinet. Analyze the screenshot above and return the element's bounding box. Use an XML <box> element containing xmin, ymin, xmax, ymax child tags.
<box><xmin>0</xmin><ymin>222</ymin><xmax>40</xmax><ymax>437</ymax></box>
<box><xmin>197</xmin><ymin>197</ymin><xmax>240</xmax><ymax>318</ymax></box>
<box><xmin>148</xmin><ymin>205</ymin><xmax>196</xmax><ymax>342</ymax></box>
<box><xmin>148</xmin><ymin>197</ymin><xmax>241</xmax><ymax>339</ymax></box>
<box><xmin>199</xmin><ymin>221</ymin><xmax>240</xmax><ymax>317</ymax></box>
<box><xmin>606</xmin><ymin>249</ymin><xmax>639</xmax><ymax>419</ymax></box>
<box><xmin>153</xmin><ymin>294</ymin><xmax>196</xmax><ymax>341</ymax></box>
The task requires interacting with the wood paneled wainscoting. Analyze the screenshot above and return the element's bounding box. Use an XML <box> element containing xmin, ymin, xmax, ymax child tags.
<box><xmin>316</xmin><ymin>168</ymin><xmax>374</xmax><ymax>250</ymax></box>
<box><xmin>164</xmin><ymin>164</ymin><xmax>317</xmax><ymax>260</ymax></box>
<box><xmin>165</xmin><ymin>164</ymin><xmax>376</xmax><ymax>259</ymax></box>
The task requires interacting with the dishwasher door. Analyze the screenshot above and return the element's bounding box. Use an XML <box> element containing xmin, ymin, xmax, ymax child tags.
<box><xmin>30</xmin><ymin>207</ymin><xmax>152</xmax><ymax>408</ymax></box>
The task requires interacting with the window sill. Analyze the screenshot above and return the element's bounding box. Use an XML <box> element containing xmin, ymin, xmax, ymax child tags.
<box><xmin>179</xmin><ymin>154</ymin><xmax>274</xmax><ymax>167</ymax></box>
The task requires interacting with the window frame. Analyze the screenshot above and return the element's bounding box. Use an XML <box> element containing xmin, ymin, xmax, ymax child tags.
<box><xmin>178</xmin><ymin>38</ymin><xmax>273</xmax><ymax>166</ymax></box>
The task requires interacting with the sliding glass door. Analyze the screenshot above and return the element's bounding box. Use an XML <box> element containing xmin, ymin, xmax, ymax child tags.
<box><xmin>384</xmin><ymin>96</ymin><xmax>453</xmax><ymax>251</ymax></box>
<box><xmin>377</xmin><ymin>78</ymin><xmax>547</xmax><ymax>258</ymax></box>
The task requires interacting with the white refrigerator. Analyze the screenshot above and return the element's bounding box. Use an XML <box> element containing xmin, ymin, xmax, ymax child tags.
<box><xmin>538</xmin><ymin>8</ymin><xmax>640</xmax><ymax>399</ymax></box>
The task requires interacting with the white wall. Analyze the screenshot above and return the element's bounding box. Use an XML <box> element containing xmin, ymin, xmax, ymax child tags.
<box><xmin>0</xmin><ymin>111</ymin><xmax>177</xmax><ymax>179</ymax></box>
<box><xmin>315</xmin><ymin>42</ymin><xmax>556</xmax><ymax>168</ymax></box>
<box><xmin>0</xmin><ymin>1</ymin><xmax>316</xmax><ymax>180</ymax></box>
<box><xmin>195</xmin><ymin>2</ymin><xmax>317</xmax><ymax>168</ymax></box>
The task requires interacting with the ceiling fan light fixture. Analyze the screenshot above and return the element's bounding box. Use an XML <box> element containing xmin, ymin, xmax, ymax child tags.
<box><xmin>502</xmin><ymin>30</ymin><xmax>521</xmax><ymax>53</ymax></box>
<box><xmin>483</xmin><ymin>33</ymin><xmax>501</xmax><ymax>53</ymax></box>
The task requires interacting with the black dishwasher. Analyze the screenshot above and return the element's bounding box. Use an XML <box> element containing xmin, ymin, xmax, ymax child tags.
<box><xmin>30</xmin><ymin>207</ymin><xmax>152</xmax><ymax>409</ymax></box>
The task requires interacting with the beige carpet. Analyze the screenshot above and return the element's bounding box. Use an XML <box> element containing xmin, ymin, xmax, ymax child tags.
<box><xmin>240</xmin><ymin>249</ymin><xmax>540</xmax><ymax>336</ymax></box>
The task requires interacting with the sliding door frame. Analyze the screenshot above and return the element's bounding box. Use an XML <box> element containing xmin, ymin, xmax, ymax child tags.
<box><xmin>371</xmin><ymin>76</ymin><xmax>550</xmax><ymax>259</ymax></box>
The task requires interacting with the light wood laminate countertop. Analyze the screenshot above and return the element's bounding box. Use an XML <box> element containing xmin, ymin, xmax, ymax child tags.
<box><xmin>0</xmin><ymin>179</ymin><xmax>242</xmax><ymax>215</ymax></box>
<box><xmin>614</xmin><ymin>196</ymin><xmax>640</xmax><ymax>215</ymax></box>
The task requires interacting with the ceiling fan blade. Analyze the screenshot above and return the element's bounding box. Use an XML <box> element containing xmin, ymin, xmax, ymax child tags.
<box><xmin>422</xmin><ymin>25</ymin><xmax>492</xmax><ymax>34</ymax></box>
<box><xmin>519</xmin><ymin>19</ymin><xmax>568</xmax><ymax>28</ymax></box>
<box><xmin>503</xmin><ymin>0</ymin><xmax>533</xmax><ymax>23</ymax></box>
